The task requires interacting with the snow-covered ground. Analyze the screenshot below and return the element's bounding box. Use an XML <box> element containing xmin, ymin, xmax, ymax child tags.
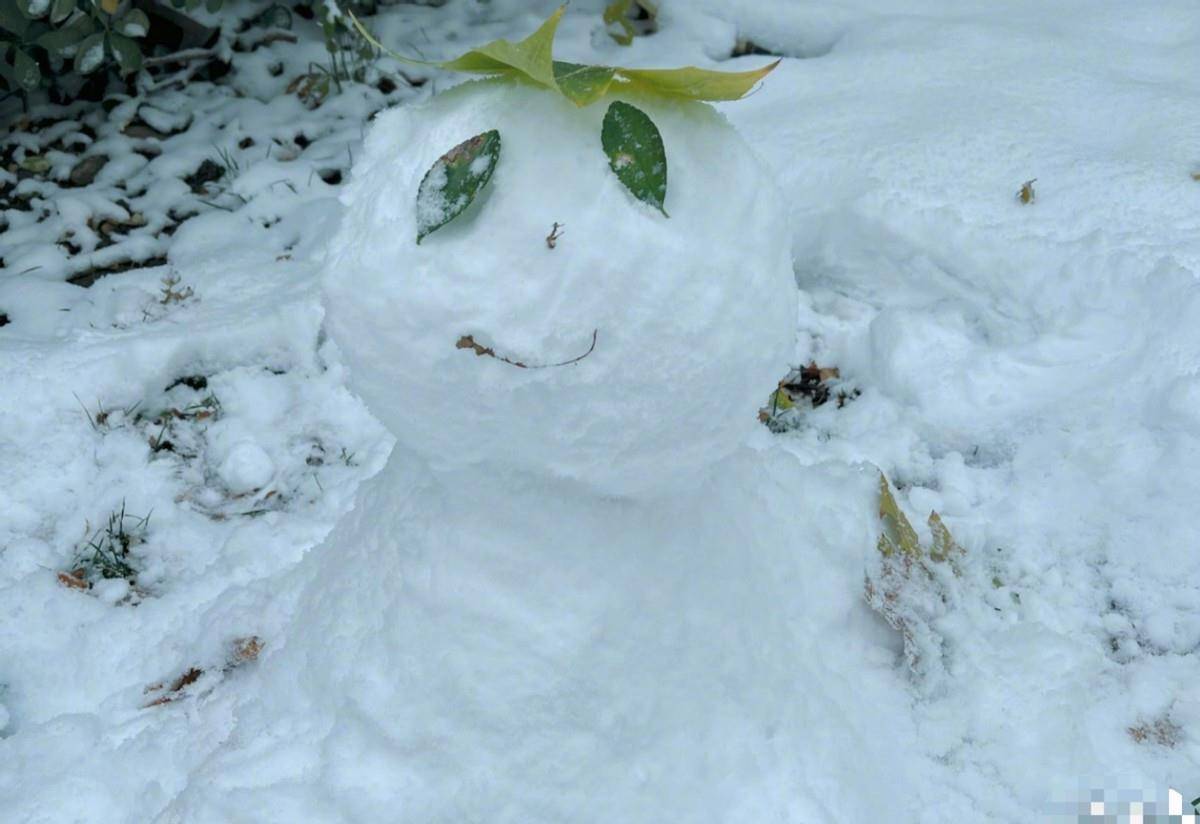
<box><xmin>2</xmin><ymin>0</ymin><xmax>1200</xmax><ymax>821</ymax></box>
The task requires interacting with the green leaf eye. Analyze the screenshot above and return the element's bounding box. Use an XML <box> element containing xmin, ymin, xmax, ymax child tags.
<box><xmin>601</xmin><ymin>101</ymin><xmax>668</xmax><ymax>217</ymax></box>
<box><xmin>415</xmin><ymin>129</ymin><xmax>502</xmax><ymax>244</ymax></box>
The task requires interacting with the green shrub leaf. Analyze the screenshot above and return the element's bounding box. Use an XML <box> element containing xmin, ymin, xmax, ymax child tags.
<box><xmin>36</xmin><ymin>24</ymin><xmax>77</xmax><ymax>56</ymax></box>
<box><xmin>12</xmin><ymin>47</ymin><xmax>40</xmax><ymax>89</ymax></box>
<box><xmin>74</xmin><ymin>30</ymin><xmax>104</xmax><ymax>73</ymax></box>
<box><xmin>415</xmin><ymin>129</ymin><xmax>501</xmax><ymax>244</ymax></box>
<box><xmin>49</xmin><ymin>0</ymin><xmax>74</xmax><ymax>24</ymax></box>
<box><xmin>0</xmin><ymin>0</ymin><xmax>30</xmax><ymax>36</ymax></box>
<box><xmin>115</xmin><ymin>7</ymin><xmax>148</xmax><ymax>38</ymax></box>
<box><xmin>14</xmin><ymin>0</ymin><xmax>46</xmax><ymax>20</ymax></box>
<box><xmin>553</xmin><ymin>61</ymin><xmax>616</xmax><ymax>107</ymax></box>
<box><xmin>601</xmin><ymin>101</ymin><xmax>667</xmax><ymax>216</ymax></box>
<box><xmin>108</xmin><ymin>32</ymin><xmax>141</xmax><ymax>74</ymax></box>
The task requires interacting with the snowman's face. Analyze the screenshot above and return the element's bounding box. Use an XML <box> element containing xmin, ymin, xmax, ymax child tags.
<box><xmin>322</xmin><ymin>81</ymin><xmax>796</xmax><ymax>496</ymax></box>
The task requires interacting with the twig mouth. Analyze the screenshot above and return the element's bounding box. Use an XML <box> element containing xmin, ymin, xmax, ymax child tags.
<box><xmin>455</xmin><ymin>329</ymin><xmax>598</xmax><ymax>369</ymax></box>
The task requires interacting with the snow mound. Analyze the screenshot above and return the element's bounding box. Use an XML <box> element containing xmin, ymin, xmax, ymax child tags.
<box><xmin>323</xmin><ymin>80</ymin><xmax>796</xmax><ymax>495</ymax></box>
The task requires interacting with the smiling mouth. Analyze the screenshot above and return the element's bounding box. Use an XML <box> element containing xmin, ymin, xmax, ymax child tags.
<box><xmin>455</xmin><ymin>329</ymin><xmax>599</xmax><ymax>370</ymax></box>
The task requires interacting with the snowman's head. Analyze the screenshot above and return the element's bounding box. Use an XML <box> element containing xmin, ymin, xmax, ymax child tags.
<box><xmin>323</xmin><ymin>81</ymin><xmax>796</xmax><ymax>497</ymax></box>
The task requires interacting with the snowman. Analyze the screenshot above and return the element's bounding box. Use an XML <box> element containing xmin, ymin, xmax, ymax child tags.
<box><xmin>163</xmin><ymin>26</ymin><xmax>919</xmax><ymax>824</ymax></box>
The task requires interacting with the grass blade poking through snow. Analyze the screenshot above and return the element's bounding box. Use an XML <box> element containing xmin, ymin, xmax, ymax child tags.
<box><xmin>602</xmin><ymin>101</ymin><xmax>667</xmax><ymax>216</ymax></box>
<box><xmin>415</xmin><ymin>130</ymin><xmax>501</xmax><ymax>244</ymax></box>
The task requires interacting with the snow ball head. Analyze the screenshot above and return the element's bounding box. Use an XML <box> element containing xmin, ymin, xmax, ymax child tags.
<box><xmin>323</xmin><ymin>81</ymin><xmax>796</xmax><ymax>495</ymax></box>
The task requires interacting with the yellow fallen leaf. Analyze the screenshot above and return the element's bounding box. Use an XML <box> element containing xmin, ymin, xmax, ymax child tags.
<box><xmin>927</xmin><ymin>511</ymin><xmax>964</xmax><ymax>568</ymax></box>
<box><xmin>350</xmin><ymin>6</ymin><xmax>777</xmax><ymax>106</ymax></box>
<box><xmin>618</xmin><ymin>60</ymin><xmax>780</xmax><ymax>102</ymax></box>
<box><xmin>349</xmin><ymin>7</ymin><xmax>562</xmax><ymax>90</ymax></box>
<box><xmin>439</xmin><ymin>5</ymin><xmax>562</xmax><ymax>89</ymax></box>
<box><xmin>878</xmin><ymin>473</ymin><xmax>921</xmax><ymax>558</ymax></box>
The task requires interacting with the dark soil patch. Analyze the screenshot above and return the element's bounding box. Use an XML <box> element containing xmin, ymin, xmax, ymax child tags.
<box><xmin>68</xmin><ymin>255</ymin><xmax>169</xmax><ymax>288</ymax></box>
<box><xmin>780</xmin><ymin>363</ymin><xmax>861</xmax><ymax>409</ymax></box>
<box><xmin>184</xmin><ymin>159</ymin><xmax>224</xmax><ymax>192</ymax></box>
<box><xmin>165</xmin><ymin>374</ymin><xmax>208</xmax><ymax>392</ymax></box>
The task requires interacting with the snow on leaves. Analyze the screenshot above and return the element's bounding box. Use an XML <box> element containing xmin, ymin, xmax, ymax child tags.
<box><xmin>75</xmin><ymin>32</ymin><xmax>105</xmax><ymax>74</ymax></box>
<box><xmin>415</xmin><ymin>129</ymin><xmax>501</xmax><ymax>244</ymax></box>
<box><xmin>602</xmin><ymin>101</ymin><xmax>668</xmax><ymax>216</ymax></box>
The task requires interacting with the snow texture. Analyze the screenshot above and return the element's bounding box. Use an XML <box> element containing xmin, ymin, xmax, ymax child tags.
<box><xmin>2</xmin><ymin>0</ymin><xmax>1200</xmax><ymax>821</ymax></box>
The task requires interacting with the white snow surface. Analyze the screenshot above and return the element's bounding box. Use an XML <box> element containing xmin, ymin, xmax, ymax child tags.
<box><xmin>1</xmin><ymin>0</ymin><xmax>1200</xmax><ymax>821</ymax></box>
<box><xmin>325</xmin><ymin>81</ymin><xmax>796</xmax><ymax>495</ymax></box>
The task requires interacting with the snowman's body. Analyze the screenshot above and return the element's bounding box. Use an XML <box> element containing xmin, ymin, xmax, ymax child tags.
<box><xmin>163</xmin><ymin>83</ymin><xmax>916</xmax><ymax>822</ymax></box>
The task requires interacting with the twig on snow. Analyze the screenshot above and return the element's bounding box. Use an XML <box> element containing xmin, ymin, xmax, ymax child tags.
<box><xmin>455</xmin><ymin>329</ymin><xmax>598</xmax><ymax>369</ymax></box>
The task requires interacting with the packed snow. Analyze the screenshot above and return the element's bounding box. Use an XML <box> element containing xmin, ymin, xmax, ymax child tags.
<box><xmin>2</xmin><ymin>0</ymin><xmax>1200</xmax><ymax>822</ymax></box>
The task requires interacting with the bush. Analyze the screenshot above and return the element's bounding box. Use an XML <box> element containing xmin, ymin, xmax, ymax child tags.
<box><xmin>0</xmin><ymin>0</ymin><xmax>153</xmax><ymax>95</ymax></box>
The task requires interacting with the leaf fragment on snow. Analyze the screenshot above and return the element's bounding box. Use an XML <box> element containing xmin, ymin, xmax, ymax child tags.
<box><xmin>927</xmin><ymin>511</ymin><xmax>964</xmax><ymax>567</ymax></box>
<box><xmin>877</xmin><ymin>473</ymin><xmax>921</xmax><ymax>558</ymax></box>
<box><xmin>415</xmin><ymin>129</ymin><xmax>501</xmax><ymax>244</ymax></box>
<box><xmin>877</xmin><ymin>473</ymin><xmax>965</xmax><ymax>571</ymax></box>
<box><xmin>1016</xmin><ymin>178</ymin><xmax>1036</xmax><ymax>204</ymax></box>
<box><xmin>603</xmin><ymin>0</ymin><xmax>636</xmax><ymax>46</ymax></box>
<box><xmin>601</xmin><ymin>101</ymin><xmax>668</xmax><ymax>216</ymax></box>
